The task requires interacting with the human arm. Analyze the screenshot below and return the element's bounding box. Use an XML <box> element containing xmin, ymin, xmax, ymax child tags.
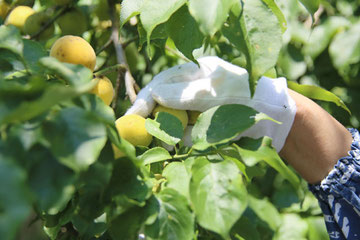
<box><xmin>280</xmin><ymin>89</ymin><xmax>353</xmax><ymax>184</ymax></box>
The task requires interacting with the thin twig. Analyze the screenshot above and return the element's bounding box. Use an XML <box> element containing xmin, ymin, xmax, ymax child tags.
<box><xmin>30</xmin><ymin>7</ymin><xmax>69</xmax><ymax>40</ymax></box>
<box><xmin>108</xmin><ymin>0</ymin><xmax>137</xmax><ymax>110</ymax></box>
<box><xmin>95</xmin><ymin>36</ymin><xmax>138</xmax><ymax>56</ymax></box>
<box><xmin>94</xmin><ymin>63</ymin><xmax>127</xmax><ymax>77</ymax></box>
<box><xmin>304</xmin><ymin>5</ymin><xmax>324</xmax><ymax>28</ymax></box>
<box><xmin>95</xmin><ymin>38</ymin><xmax>113</xmax><ymax>55</ymax></box>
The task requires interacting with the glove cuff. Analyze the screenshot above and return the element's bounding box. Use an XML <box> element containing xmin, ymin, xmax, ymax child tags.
<box><xmin>243</xmin><ymin>76</ymin><xmax>297</xmax><ymax>152</ymax></box>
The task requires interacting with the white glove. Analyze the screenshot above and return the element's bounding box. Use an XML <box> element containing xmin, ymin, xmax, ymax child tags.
<box><xmin>126</xmin><ymin>56</ymin><xmax>297</xmax><ymax>152</ymax></box>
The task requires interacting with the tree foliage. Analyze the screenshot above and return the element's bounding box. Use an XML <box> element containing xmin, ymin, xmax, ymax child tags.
<box><xmin>1</xmin><ymin>0</ymin><xmax>359</xmax><ymax>239</ymax></box>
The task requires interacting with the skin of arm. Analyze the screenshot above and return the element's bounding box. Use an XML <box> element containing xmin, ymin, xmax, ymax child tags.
<box><xmin>279</xmin><ymin>89</ymin><xmax>353</xmax><ymax>184</ymax></box>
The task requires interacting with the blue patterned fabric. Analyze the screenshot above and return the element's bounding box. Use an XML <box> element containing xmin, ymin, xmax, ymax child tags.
<box><xmin>309</xmin><ymin>128</ymin><xmax>360</xmax><ymax>240</ymax></box>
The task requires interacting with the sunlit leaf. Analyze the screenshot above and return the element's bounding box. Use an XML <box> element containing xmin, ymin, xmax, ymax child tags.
<box><xmin>192</xmin><ymin>104</ymin><xmax>279</xmax><ymax>150</ymax></box>
<box><xmin>145</xmin><ymin>189</ymin><xmax>194</xmax><ymax>240</ymax></box>
<box><xmin>189</xmin><ymin>0</ymin><xmax>237</xmax><ymax>36</ymax></box>
<box><xmin>287</xmin><ymin>81</ymin><xmax>351</xmax><ymax>114</ymax></box>
<box><xmin>43</xmin><ymin>107</ymin><xmax>107</xmax><ymax>172</ymax></box>
<box><xmin>145</xmin><ymin>112</ymin><xmax>184</xmax><ymax>146</ymax></box>
<box><xmin>234</xmin><ymin>137</ymin><xmax>300</xmax><ymax>189</ymax></box>
<box><xmin>140</xmin><ymin>147</ymin><xmax>172</xmax><ymax>165</ymax></box>
<box><xmin>223</xmin><ymin>0</ymin><xmax>282</xmax><ymax>95</ymax></box>
<box><xmin>189</xmin><ymin>157</ymin><xmax>247</xmax><ymax>239</ymax></box>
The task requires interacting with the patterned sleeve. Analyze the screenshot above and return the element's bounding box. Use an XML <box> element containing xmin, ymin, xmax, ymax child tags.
<box><xmin>309</xmin><ymin>128</ymin><xmax>360</xmax><ymax>240</ymax></box>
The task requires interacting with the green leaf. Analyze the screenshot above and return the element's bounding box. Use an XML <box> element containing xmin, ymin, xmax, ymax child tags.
<box><xmin>306</xmin><ymin>217</ymin><xmax>329</xmax><ymax>240</ymax></box>
<box><xmin>120</xmin><ymin>0</ymin><xmax>144</xmax><ymax>27</ymax></box>
<box><xmin>140</xmin><ymin>0</ymin><xmax>186</xmax><ymax>55</ymax></box>
<box><xmin>28</xmin><ymin>146</ymin><xmax>76</xmax><ymax>215</ymax></box>
<box><xmin>287</xmin><ymin>81</ymin><xmax>351</xmax><ymax>114</ymax></box>
<box><xmin>138</xmin><ymin>22</ymin><xmax>168</xmax><ymax>53</ymax></box>
<box><xmin>329</xmin><ymin>21</ymin><xmax>360</xmax><ymax>87</ymax></box>
<box><xmin>273</xmin><ymin>213</ymin><xmax>308</xmax><ymax>240</ymax></box>
<box><xmin>74</xmin><ymin>94</ymin><xmax>116</xmax><ymax>125</ymax></box>
<box><xmin>219</xmin><ymin>148</ymin><xmax>249</xmax><ymax>182</ymax></box>
<box><xmin>145</xmin><ymin>112</ymin><xmax>184</xmax><ymax>146</ymax></box>
<box><xmin>262</xmin><ymin>0</ymin><xmax>287</xmax><ymax>33</ymax></box>
<box><xmin>298</xmin><ymin>0</ymin><xmax>319</xmax><ymax>18</ymax></box>
<box><xmin>189</xmin><ymin>157</ymin><xmax>248</xmax><ymax>239</ymax></box>
<box><xmin>0</xmin><ymin>146</ymin><xmax>32</xmax><ymax>240</ymax></box>
<box><xmin>234</xmin><ymin>137</ymin><xmax>300</xmax><ymax>189</ymax></box>
<box><xmin>162</xmin><ymin>161</ymin><xmax>191</xmax><ymax>199</ymax></box>
<box><xmin>0</xmin><ymin>79</ymin><xmax>83</xmax><ymax>126</ymax></box>
<box><xmin>72</xmin><ymin>214</ymin><xmax>107</xmax><ymax>239</ymax></box>
<box><xmin>166</xmin><ymin>5</ymin><xmax>203</xmax><ymax>61</ymax></box>
<box><xmin>106</xmin><ymin>155</ymin><xmax>151</xmax><ymax>203</ymax></box>
<box><xmin>145</xmin><ymin>188</ymin><xmax>194</xmax><ymax>240</ymax></box>
<box><xmin>0</xmin><ymin>25</ymin><xmax>23</xmax><ymax>56</ymax></box>
<box><xmin>231</xmin><ymin>216</ymin><xmax>261</xmax><ymax>240</ymax></box>
<box><xmin>223</xmin><ymin>0</ymin><xmax>282</xmax><ymax>95</ymax></box>
<box><xmin>39</xmin><ymin>57</ymin><xmax>94</xmax><ymax>91</ymax></box>
<box><xmin>140</xmin><ymin>147</ymin><xmax>172</xmax><ymax>165</ymax></box>
<box><xmin>277</xmin><ymin>44</ymin><xmax>307</xmax><ymax>80</ymax></box>
<box><xmin>23</xmin><ymin>39</ymin><xmax>47</xmax><ymax>74</ymax></box>
<box><xmin>304</xmin><ymin>17</ymin><xmax>350</xmax><ymax>59</ymax></box>
<box><xmin>248</xmin><ymin>195</ymin><xmax>282</xmax><ymax>231</ymax></box>
<box><xmin>189</xmin><ymin>0</ymin><xmax>237</xmax><ymax>36</ymax></box>
<box><xmin>108</xmin><ymin>206</ymin><xmax>147</xmax><ymax>240</ymax></box>
<box><xmin>191</xmin><ymin>104</ymin><xmax>279</xmax><ymax>151</ymax></box>
<box><xmin>43</xmin><ymin>107</ymin><xmax>107</xmax><ymax>172</ymax></box>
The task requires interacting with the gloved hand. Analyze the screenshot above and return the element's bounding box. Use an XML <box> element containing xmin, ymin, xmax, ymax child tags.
<box><xmin>126</xmin><ymin>56</ymin><xmax>297</xmax><ymax>152</ymax></box>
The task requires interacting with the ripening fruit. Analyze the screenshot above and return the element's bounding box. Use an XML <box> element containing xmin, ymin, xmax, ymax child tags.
<box><xmin>5</xmin><ymin>6</ymin><xmax>35</xmax><ymax>31</ymax></box>
<box><xmin>50</xmin><ymin>35</ymin><xmax>96</xmax><ymax>71</ymax></box>
<box><xmin>53</xmin><ymin>0</ymin><xmax>72</xmax><ymax>5</ymax></box>
<box><xmin>0</xmin><ymin>1</ymin><xmax>10</xmax><ymax>20</ymax></box>
<box><xmin>57</xmin><ymin>8</ymin><xmax>87</xmax><ymax>36</ymax></box>
<box><xmin>90</xmin><ymin>75</ymin><xmax>114</xmax><ymax>105</ymax></box>
<box><xmin>152</xmin><ymin>105</ymin><xmax>188</xmax><ymax>129</ymax></box>
<box><xmin>115</xmin><ymin>114</ymin><xmax>153</xmax><ymax>147</ymax></box>
<box><xmin>24</xmin><ymin>12</ymin><xmax>55</xmax><ymax>40</ymax></box>
<box><xmin>187</xmin><ymin>110</ymin><xmax>201</xmax><ymax>125</ymax></box>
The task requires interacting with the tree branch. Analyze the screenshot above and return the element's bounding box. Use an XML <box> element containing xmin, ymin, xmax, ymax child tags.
<box><xmin>108</xmin><ymin>0</ymin><xmax>137</xmax><ymax>111</ymax></box>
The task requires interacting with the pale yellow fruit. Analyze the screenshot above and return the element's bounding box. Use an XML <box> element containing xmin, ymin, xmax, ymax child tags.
<box><xmin>50</xmin><ymin>35</ymin><xmax>96</xmax><ymax>71</ymax></box>
<box><xmin>24</xmin><ymin>12</ymin><xmax>55</xmax><ymax>40</ymax></box>
<box><xmin>187</xmin><ymin>110</ymin><xmax>201</xmax><ymax>125</ymax></box>
<box><xmin>5</xmin><ymin>6</ymin><xmax>35</xmax><ymax>31</ymax></box>
<box><xmin>0</xmin><ymin>1</ymin><xmax>10</xmax><ymax>20</ymax></box>
<box><xmin>57</xmin><ymin>8</ymin><xmax>87</xmax><ymax>36</ymax></box>
<box><xmin>90</xmin><ymin>75</ymin><xmax>114</xmax><ymax>105</ymax></box>
<box><xmin>152</xmin><ymin>105</ymin><xmax>188</xmax><ymax>129</ymax></box>
<box><xmin>115</xmin><ymin>114</ymin><xmax>153</xmax><ymax>147</ymax></box>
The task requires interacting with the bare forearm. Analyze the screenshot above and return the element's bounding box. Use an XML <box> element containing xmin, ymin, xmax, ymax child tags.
<box><xmin>280</xmin><ymin>89</ymin><xmax>352</xmax><ymax>184</ymax></box>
